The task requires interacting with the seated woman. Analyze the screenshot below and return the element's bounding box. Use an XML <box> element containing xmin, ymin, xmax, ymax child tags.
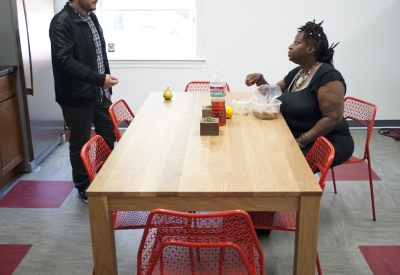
<box><xmin>246</xmin><ymin>20</ymin><xmax>354</xmax><ymax>168</ymax></box>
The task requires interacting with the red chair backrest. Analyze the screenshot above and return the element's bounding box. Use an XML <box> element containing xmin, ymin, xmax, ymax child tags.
<box><xmin>80</xmin><ymin>135</ymin><xmax>111</xmax><ymax>183</ymax></box>
<box><xmin>138</xmin><ymin>209</ymin><xmax>264</xmax><ymax>275</ymax></box>
<box><xmin>108</xmin><ymin>99</ymin><xmax>135</xmax><ymax>141</ymax></box>
<box><xmin>184</xmin><ymin>81</ymin><xmax>231</xmax><ymax>92</ymax></box>
<box><xmin>306</xmin><ymin>136</ymin><xmax>335</xmax><ymax>191</ymax></box>
<box><xmin>343</xmin><ymin>96</ymin><xmax>377</xmax><ymax>160</ymax></box>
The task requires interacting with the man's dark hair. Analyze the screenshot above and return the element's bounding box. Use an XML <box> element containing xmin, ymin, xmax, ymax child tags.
<box><xmin>298</xmin><ymin>20</ymin><xmax>339</xmax><ymax>65</ymax></box>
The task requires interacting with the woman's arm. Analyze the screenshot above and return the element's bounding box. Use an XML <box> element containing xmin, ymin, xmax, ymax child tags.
<box><xmin>296</xmin><ymin>80</ymin><xmax>345</xmax><ymax>147</ymax></box>
<box><xmin>275</xmin><ymin>79</ymin><xmax>286</xmax><ymax>93</ymax></box>
<box><xmin>245</xmin><ymin>73</ymin><xmax>286</xmax><ymax>91</ymax></box>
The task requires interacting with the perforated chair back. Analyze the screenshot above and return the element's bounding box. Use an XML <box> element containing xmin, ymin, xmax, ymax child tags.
<box><xmin>80</xmin><ymin>135</ymin><xmax>111</xmax><ymax>182</ymax></box>
<box><xmin>184</xmin><ymin>81</ymin><xmax>231</xmax><ymax>92</ymax></box>
<box><xmin>343</xmin><ymin>96</ymin><xmax>377</xmax><ymax>160</ymax></box>
<box><xmin>331</xmin><ymin>96</ymin><xmax>378</xmax><ymax>220</ymax></box>
<box><xmin>138</xmin><ymin>209</ymin><xmax>264</xmax><ymax>275</ymax></box>
<box><xmin>306</xmin><ymin>136</ymin><xmax>335</xmax><ymax>191</ymax></box>
<box><xmin>108</xmin><ymin>99</ymin><xmax>135</xmax><ymax>141</ymax></box>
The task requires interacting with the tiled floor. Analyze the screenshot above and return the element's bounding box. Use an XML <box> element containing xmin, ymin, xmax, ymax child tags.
<box><xmin>0</xmin><ymin>129</ymin><xmax>399</xmax><ymax>274</ymax></box>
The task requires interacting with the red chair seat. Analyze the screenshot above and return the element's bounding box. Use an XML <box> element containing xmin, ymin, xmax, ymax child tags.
<box><xmin>113</xmin><ymin>211</ymin><xmax>150</xmax><ymax>230</ymax></box>
<box><xmin>250</xmin><ymin>211</ymin><xmax>296</xmax><ymax>231</ymax></box>
<box><xmin>343</xmin><ymin>155</ymin><xmax>363</xmax><ymax>164</ymax></box>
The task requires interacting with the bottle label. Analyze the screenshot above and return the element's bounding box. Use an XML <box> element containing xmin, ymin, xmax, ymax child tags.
<box><xmin>210</xmin><ymin>86</ymin><xmax>226</xmax><ymax>97</ymax></box>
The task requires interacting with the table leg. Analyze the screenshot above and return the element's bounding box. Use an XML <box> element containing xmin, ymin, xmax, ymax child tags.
<box><xmin>293</xmin><ymin>196</ymin><xmax>321</xmax><ymax>275</ymax></box>
<box><xmin>88</xmin><ymin>196</ymin><xmax>117</xmax><ymax>275</ymax></box>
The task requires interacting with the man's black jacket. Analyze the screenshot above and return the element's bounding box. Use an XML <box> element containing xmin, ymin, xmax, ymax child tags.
<box><xmin>49</xmin><ymin>4</ymin><xmax>111</xmax><ymax>107</ymax></box>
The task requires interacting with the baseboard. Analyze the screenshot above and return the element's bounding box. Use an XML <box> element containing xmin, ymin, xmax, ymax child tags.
<box><xmin>0</xmin><ymin>166</ymin><xmax>18</xmax><ymax>191</ymax></box>
<box><xmin>348</xmin><ymin>120</ymin><xmax>400</xmax><ymax>129</ymax></box>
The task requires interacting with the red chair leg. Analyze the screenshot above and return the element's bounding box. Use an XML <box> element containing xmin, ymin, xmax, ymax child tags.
<box><xmin>366</xmin><ymin>158</ymin><xmax>376</xmax><ymax>221</ymax></box>
<box><xmin>316</xmin><ymin>252</ymin><xmax>322</xmax><ymax>275</ymax></box>
<box><xmin>331</xmin><ymin>168</ymin><xmax>337</xmax><ymax>193</ymax></box>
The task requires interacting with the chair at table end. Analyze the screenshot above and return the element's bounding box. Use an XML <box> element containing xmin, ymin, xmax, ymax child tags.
<box><xmin>138</xmin><ymin>209</ymin><xmax>264</xmax><ymax>275</ymax></box>
<box><xmin>184</xmin><ymin>81</ymin><xmax>231</xmax><ymax>93</ymax></box>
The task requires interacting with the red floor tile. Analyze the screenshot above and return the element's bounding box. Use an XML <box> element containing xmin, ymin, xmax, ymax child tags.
<box><xmin>0</xmin><ymin>244</ymin><xmax>32</xmax><ymax>275</ymax></box>
<box><xmin>360</xmin><ymin>246</ymin><xmax>400</xmax><ymax>275</ymax></box>
<box><xmin>0</xmin><ymin>180</ymin><xmax>74</xmax><ymax>208</ymax></box>
<box><xmin>65</xmin><ymin>129</ymin><xmax>96</xmax><ymax>142</ymax></box>
<box><xmin>319</xmin><ymin>161</ymin><xmax>381</xmax><ymax>181</ymax></box>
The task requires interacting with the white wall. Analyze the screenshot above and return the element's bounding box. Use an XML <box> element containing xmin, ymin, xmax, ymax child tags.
<box><xmin>55</xmin><ymin>0</ymin><xmax>400</xmax><ymax>121</ymax></box>
<box><xmin>54</xmin><ymin>0</ymin><xmax>64</xmax><ymax>15</ymax></box>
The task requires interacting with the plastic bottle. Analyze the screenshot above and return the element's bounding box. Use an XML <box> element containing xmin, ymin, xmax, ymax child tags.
<box><xmin>210</xmin><ymin>71</ymin><xmax>226</xmax><ymax>97</ymax></box>
<box><xmin>210</xmin><ymin>71</ymin><xmax>226</xmax><ymax>126</ymax></box>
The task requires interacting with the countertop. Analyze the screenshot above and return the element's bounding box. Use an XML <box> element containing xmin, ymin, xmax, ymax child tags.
<box><xmin>0</xmin><ymin>66</ymin><xmax>17</xmax><ymax>77</ymax></box>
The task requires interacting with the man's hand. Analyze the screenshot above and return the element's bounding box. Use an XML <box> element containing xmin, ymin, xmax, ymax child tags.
<box><xmin>103</xmin><ymin>74</ymin><xmax>119</xmax><ymax>89</ymax></box>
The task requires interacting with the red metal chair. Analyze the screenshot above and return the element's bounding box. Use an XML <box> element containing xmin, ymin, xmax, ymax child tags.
<box><xmin>330</xmin><ymin>96</ymin><xmax>377</xmax><ymax>221</ymax></box>
<box><xmin>108</xmin><ymin>99</ymin><xmax>135</xmax><ymax>142</ymax></box>
<box><xmin>80</xmin><ymin>135</ymin><xmax>149</xmax><ymax>231</ymax></box>
<box><xmin>184</xmin><ymin>81</ymin><xmax>231</xmax><ymax>92</ymax></box>
<box><xmin>138</xmin><ymin>209</ymin><xmax>264</xmax><ymax>275</ymax></box>
<box><xmin>249</xmin><ymin>137</ymin><xmax>335</xmax><ymax>275</ymax></box>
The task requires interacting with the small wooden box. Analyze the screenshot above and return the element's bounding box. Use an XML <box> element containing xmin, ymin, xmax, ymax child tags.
<box><xmin>200</xmin><ymin>117</ymin><xmax>219</xmax><ymax>136</ymax></box>
<box><xmin>202</xmin><ymin>105</ymin><xmax>212</xmax><ymax>117</ymax></box>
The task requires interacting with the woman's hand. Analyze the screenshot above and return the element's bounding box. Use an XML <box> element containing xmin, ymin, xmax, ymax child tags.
<box><xmin>245</xmin><ymin>74</ymin><xmax>287</xmax><ymax>92</ymax></box>
<box><xmin>245</xmin><ymin>73</ymin><xmax>265</xmax><ymax>86</ymax></box>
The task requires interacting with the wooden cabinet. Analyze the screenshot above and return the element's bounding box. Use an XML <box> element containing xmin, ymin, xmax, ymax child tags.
<box><xmin>0</xmin><ymin>72</ymin><xmax>24</xmax><ymax>188</ymax></box>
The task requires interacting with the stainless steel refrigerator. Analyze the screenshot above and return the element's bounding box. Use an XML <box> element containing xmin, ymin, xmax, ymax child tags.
<box><xmin>0</xmin><ymin>0</ymin><xmax>65</xmax><ymax>172</ymax></box>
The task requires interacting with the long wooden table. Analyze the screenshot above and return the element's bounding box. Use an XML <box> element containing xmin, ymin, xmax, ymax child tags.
<box><xmin>87</xmin><ymin>92</ymin><xmax>322</xmax><ymax>275</ymax></box>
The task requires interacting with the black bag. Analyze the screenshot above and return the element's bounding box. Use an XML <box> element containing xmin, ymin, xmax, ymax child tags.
<box><xmin>378</xmin><ymin>128</ymin><xmax>400</xmax><ymax>141</ymax></box>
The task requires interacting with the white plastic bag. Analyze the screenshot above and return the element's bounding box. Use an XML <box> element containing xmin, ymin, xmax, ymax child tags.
<box><xmin>251</xmin><ymin>84</ymin><xmax>282</xmax><ymax>104</ymax></box>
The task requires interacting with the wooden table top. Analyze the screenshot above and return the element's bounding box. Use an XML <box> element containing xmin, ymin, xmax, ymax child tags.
<box><xmin>87</xmin><ymin>92</ymin><xmax>321</xmax><ymax>198</ymax></box>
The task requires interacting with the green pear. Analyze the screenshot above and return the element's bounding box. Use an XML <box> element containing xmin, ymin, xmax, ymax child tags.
<box><xmin>163</xmin><ymin>87</ymin><xmax>173</xmax><ymax>100</ymax></box>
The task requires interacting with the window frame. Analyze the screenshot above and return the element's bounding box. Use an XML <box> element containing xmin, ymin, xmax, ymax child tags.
<box><xmin>96</xmin><ymin>0</ymin><xmax>205</xmax><ymax>69</ymax></box>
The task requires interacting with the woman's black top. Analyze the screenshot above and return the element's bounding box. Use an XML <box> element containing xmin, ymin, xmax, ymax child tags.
<box><xmin>278</xmin><ymin>63</ymin><xmax>354</xmax><ymax>167</ymax></box>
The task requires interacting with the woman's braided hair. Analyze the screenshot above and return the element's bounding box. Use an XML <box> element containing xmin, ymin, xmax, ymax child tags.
<box><xmin>298</xmin><ymin>20</ymin><xmax>339</xmax><ymax>65</ymax></box>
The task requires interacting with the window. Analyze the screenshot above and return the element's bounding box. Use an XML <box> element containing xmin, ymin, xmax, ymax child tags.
<box><xmin>97</xmin><ymin>0</ymin><xmax>203</xmax><ymax>66</ymax></box>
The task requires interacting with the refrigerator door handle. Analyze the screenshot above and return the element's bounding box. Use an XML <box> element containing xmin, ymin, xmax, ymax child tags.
<box><xmin>17</xmin><ymin>0</ymin><xmax>34</xmax><ymax>95</ymax></box>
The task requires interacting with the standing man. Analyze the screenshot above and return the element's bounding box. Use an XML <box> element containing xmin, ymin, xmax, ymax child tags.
<box><xmin>49</xmin><ymin>0</ymin><xmax>118</xmax><ymax>203</ymax></box>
